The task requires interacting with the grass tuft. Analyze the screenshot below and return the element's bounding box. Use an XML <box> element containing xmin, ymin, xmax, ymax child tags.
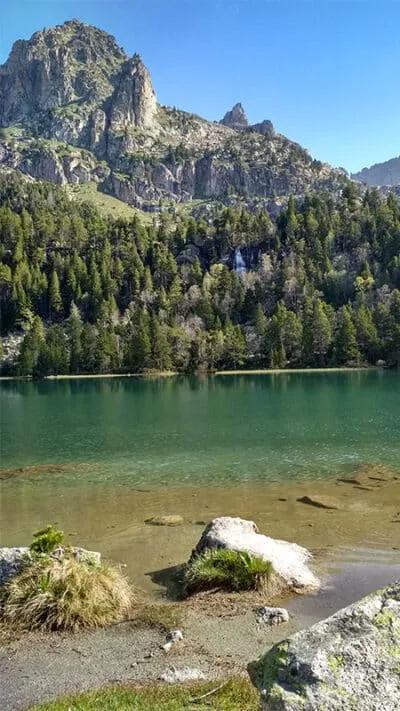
<box><xmin>1</xmin><ymin>556</ymin><xmax>133</xmax><ymax>631</ymax></box>
<box><xmin>31</xmin><ymin>677</ymin><xmax>259</xmax><ymax>710</ymax></box>
<box><xmin>184</xmin><ymin>548</ymin><xmax>273</xmax><ymax>594</ymax></box>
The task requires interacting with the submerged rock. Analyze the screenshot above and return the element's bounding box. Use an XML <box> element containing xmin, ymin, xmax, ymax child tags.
<box><xmin>296</xmin><ymin>495</ymin><xmax>339</xmax><ymax>510</ymax></box>
<box><xmin>250</xmin><ymin>581</ymin><xmax>400</xmax><ymax>710</ymax></box>
<box><xmin>193</xmin><ymin>517</ymin><xmax>320</xmax><ymax>593</ymax></box>
<box><xmin>145</xmin><ymin>515</ymin><xmax>184</xmax><ymax>527</ymax></box>
<box><xmin>0</xmin><ymin>546</ymin><xmax>101</xmax><ymax>585</ymax></box>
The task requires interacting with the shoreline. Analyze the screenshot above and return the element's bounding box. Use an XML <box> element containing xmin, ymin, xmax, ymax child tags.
<box><xmin>1</xmin><ymin>472</ymin><xmax>399</xmax><ymax>709</ymax></box>
<box><xmin>0</xmin><ymin>365</ymin><xmax>382</xmax><ymax>382</ymax></box>
<box><xmin>2</xmin><ymin>463</ymin><xmax>399</xmax><ymax>596</ymax></box>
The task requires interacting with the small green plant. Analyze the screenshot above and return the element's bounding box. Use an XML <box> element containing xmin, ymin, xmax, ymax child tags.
<box><xmin>2</xmin><ymin>557</ymin><xmax>133</xmax><ymax>631</ymax></box>
<box><xmin>184</xmin><ymin>548</ymin><xmax>273</xmax><ymax>593</ymax></box>
<box><xmin>30</xmin><ymin>525</ymin><xmax>64</xmax><ymax>555</ymax></box>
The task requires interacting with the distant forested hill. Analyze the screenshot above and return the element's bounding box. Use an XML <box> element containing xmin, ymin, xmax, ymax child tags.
<box><xmin>0</xmin><ymin>174</ymin><xmax>399</xmax><ymax>375</ymax></box>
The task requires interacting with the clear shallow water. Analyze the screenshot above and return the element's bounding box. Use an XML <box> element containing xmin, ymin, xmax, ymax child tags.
<box><xmin>1</xmin><ymin>371</ymin><xmax>399</xmax><ymax>487</ymax></box>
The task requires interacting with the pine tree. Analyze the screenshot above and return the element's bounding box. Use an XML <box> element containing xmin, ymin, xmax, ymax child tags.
<box><xmin>49</xmin><ymin>269</ymin><xmax>62</xmax><ymax>318</ymax></box>
<box><xmin>151</xmin><ymin>315</ymin><xmax>172</xmax><ymax>371</ymax></box>
<box><xmin>354</xmin><ymin>304</ymin><xmax>379</xmax><ymax>362</ymax></box>
<box><xmin>125</xmin><ymin>311</ymin><xmax>152</xmax><ymax>372</ymax></box>
<box><xmin>67</xmin><ymin>302</ymin><xmax>83</xmax><ymax>373</ymax></box>
<box><xmin>223</xmin><ymin>321</ymin><xmax>246</xmax><ymax>368</ymax></box>
<box><xmin>303</xmin><ymin>297</ymin><xmax>332</xmax><ymax>366</ymax></box>
<box><xmin>333</xmin><ymin>306</ymin><xmax>360</xmax><ymax>365</ymax></box>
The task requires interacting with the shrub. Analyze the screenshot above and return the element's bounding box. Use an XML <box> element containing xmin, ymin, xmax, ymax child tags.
<box><xmin>184</xmin><ymin>548</ymin><xmax>273</xmax><ymax>593</ymax></box>
<box><xmin>2</xmin><ymin>556</ymin><xmax>133</xmax><ymax>631</ymax></box>
<box><xmin>30</xmin><ymin>525</ymin><xmax>64</xmax><ymax>555</ymax></box>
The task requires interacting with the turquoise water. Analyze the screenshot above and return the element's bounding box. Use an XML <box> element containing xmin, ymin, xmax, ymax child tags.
<box><xmin>1</xmin><ymin>371</ymin><xmax>399</xmax><ymax>487</ymax></box>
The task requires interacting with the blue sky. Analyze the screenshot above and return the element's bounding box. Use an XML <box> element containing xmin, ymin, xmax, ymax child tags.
<box><xmin>1</xmin><ymin>0</ymin><xmax>399</xmax><ymax>173</ymax></box>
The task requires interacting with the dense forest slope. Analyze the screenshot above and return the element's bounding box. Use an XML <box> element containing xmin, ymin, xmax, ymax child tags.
<box><xmin>353</xmin><ymin>156</ymin><xmax>400</xmax><ymax>187</ymax></box>
<box><xmin>0</xmin><ymin>20</ymin><xmax>347</xmax><ymax>212</ymax></box>
<box><xmin>0</xmin><ymin>175</ymin><xmax>399</xmax><ymax>375</ymax></box>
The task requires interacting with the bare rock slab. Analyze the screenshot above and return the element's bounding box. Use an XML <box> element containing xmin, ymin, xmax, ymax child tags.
<box><xmin>193</xmin><ymin>517</ymin><xmax>320</xmax><ymax>593</ymax></box>
<box><xmin>160</xmin><ymin>666</ymin><xmax>206</xmax><ymax>683</ymax></box>
<box><xmin>250</xmin><ymin>581</ymin><xmax>400</xmax><ymax>710</ymax></box>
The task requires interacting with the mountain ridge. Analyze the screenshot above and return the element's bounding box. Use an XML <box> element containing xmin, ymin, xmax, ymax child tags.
<box><xmin>352</xmin><ymin>155</ymin><xmax>400</xmax><ymax>187</ymax></box>
<box><xmin>0</xmin><ymin>20</ymin><xmax>347</xmax><ymax>212</ymax></box>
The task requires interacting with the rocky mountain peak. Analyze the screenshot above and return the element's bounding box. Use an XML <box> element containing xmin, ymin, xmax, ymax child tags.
<box><xmin>220</xmin><ymin>102</ymin><xmax>249</xmax><ymax>130</ymax></box>
<box><xmin>0</xmin><ymin>20</ymin><xmax>347</xmax><ymax>211</ymax></box>
<box><xmin>0</xmin><ymin>20</ymin><xmax>127</xmax><ymax>126</ymax></box>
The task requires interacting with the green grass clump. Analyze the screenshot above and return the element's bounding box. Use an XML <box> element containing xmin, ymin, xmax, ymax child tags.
<box><xmin>1</xmin><ymin>556</ymin><xmax>133</xmax><ymax>631</ymax></box>
<box><xmin>30</xmin><ymin>525</ymin><xmax>64</xmax><ymax>555</ymax></box>
<box><xmin>184</xmin><ymin>548</ymin><xmax>273</xmax><ymax>593</ymax></box>
<box><xmin>31</xmin><ymin>677</ymin><xmax>259</xmax><ymax>710</ymax></box>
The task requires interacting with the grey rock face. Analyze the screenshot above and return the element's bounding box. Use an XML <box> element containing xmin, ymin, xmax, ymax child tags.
<box><xmin>352</xmin><ymin>155</ymin><xmax>400</xmax><ymax>187</ymax></box>
<box><xmin>0</xmin><ymin>546</ymin><xmax>101</xmax><ymax>586</ymax></box>
<box><xmin>220</xmin><ymin>102</ymin><xmax>249</xmax><ymax>130</ymax></box>
<box><xmin>250</xmin><ymin>581</ymin><xmax>400</xmax><ymax>710</ymax></box>
<box><xmin>0</xmin><ymin>20</ymin><xmax>125</xmax><ymax>128</ymax></box>
<box><xmin>108</xmin><ymin>55</ymin><xmax>157</xmax><ymax>132</ymax></box>
<box><xmin>0</xmin><ymin>548</ymin><xmax>31</xmax><ymax>586</ymax></box>
<box><xmin>251</xmin><ymin>119</ymin><xmax>275</xmax><ymax>138</ymax></box>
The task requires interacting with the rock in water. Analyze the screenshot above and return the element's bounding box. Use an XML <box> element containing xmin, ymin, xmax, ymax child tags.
<box><xmin>296</xmin><ymin>495</ymin><xmax>339</xmax><ymax>510</ymax></box>
<box><xmin>250</xmin><ymin>581</ymin><xmax>400</xmax><ymax>710</ymax></box>
<box><xmin>193</xmin><ymin>517</ymin><xmax>320</xmax><ymax>593</ymax></box>
<box><xmin>145</xmin><ymin>515</ymin><xmax>184</xmax><ymax>526</ymax></box>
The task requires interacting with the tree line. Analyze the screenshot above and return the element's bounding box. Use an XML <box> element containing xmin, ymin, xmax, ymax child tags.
<box><xmin>0</xmin><ymin>175</ymin><xmax>399</xmax><ymax>376</ymax></box>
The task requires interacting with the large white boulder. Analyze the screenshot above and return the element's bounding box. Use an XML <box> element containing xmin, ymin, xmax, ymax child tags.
<box><xmin>193</xmin><ymin>517</ymin><xmax>320</xmax><ymax>593</ymax></box>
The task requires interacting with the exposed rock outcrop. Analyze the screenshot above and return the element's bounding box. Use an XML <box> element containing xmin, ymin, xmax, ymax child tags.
<box><xmin>251</xmin><ymin>119</ymin><xmax>275</xmax><ymax>138</ymax></box>
<box><xmin>250</xmin><ymin>581</ymin><xmax>400</xmax><ymax>710</ymax></box>
<box><xmin>353</xmin><ymin>155</ymin><xmax>400</xmax><ymax>187</ymax></box>
<box><xmin>220</xmin><ymin>102</ymin><xmax>249</xmax><ymax>130</ymax></box>
<box><xmin>193</xmin><ymin>517</ymin><xmax>320</xmax><ymax>593</ymax></box>
<box><xmin>109</xmin><ymin>55</ymin><xmax>156</xmax><ymax>131</ymax></box>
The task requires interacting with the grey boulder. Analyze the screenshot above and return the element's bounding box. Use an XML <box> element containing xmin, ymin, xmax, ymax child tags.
<box><xmin>255</xmin><ymin>606</ymin><xmax>289</xmax><ymax>626</ymax></box>
<box><xmin>250</xmin><ymin>581</ymin><xmax>400</xmax><ymax>710</ymax></box>
<box><xmin>0</xmin><ymin>546</ymin><xmax>101</xmax><ymax>585</ymax></box>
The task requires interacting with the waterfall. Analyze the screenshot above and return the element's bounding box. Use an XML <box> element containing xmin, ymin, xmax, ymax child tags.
<box><xmin>233</xmin><ymin>247</ymin><xmax>246</xmax><ymax>274</ymax></box>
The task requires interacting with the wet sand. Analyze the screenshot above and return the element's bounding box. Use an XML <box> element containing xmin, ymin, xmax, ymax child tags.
<box><xmin>1</xmin><ymin>463</ymin><xmax>399</xmax><ymax>597</ymax></box>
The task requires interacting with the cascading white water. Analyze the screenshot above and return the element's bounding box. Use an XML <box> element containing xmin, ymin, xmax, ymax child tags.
<box><xmin>233</xmin><ymin>247</ymin><xmax>246</xmax><ymax>273</ymax></box>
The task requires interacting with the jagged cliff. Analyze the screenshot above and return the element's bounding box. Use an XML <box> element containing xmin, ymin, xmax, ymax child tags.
<box><xmin>352</xmin><ymin>155</ymin><xmax>400</xmax><ymax>187</ymax></box>
<box><xmin>0</xmin><ymin>20</ymin><xmax>347</xmax><ymax>211</ymax></box>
